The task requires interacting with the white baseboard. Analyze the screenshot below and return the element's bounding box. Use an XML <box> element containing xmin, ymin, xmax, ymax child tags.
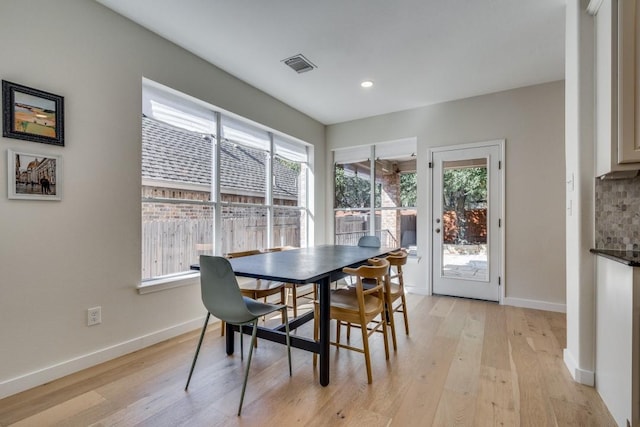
<box><xmin>503</xmin><ymin>297</ymin><xmax>566</xmax><ymax>313</ymax></box>
<box><xmin>0</xmin><ymin>316</ymin><xmax>212</xmax><ymax>400</ymax></box>
<box><xmin>563</xmin><ymin>348</ymin><xmax>595</xmax><ymax>386</ymax></box>
<box><xmin>406</xmin><ymin>286</ymin><xmax>430</xmax><ymax>296</ymax></box>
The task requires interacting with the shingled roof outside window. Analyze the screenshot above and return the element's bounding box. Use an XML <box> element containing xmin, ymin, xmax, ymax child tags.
<box><xmin>142</xmin><ymin>117</ymin><xmax>298</xmax><ymax>200</ymax></box>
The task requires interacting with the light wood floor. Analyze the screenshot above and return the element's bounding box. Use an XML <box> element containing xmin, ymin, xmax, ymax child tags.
<box><xmin>0</xmin><ymin>295</ymin><xmax>616</xmax><ymax>426</ymax></box>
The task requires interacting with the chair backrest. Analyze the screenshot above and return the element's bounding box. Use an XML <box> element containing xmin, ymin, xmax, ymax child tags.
<box><xmin>225</xmin><ymin>250</ymin><xmax>266</xmax><ymax>289</ymax></box>
<box><xmin>343</xmin><ymin>258</ymin><xmax>389</xmax><ymax>297</ymax></box>
<box><xmin>226</xmin><ymin>249</ymin><xmax>262</xmax><ymax>258</ymax></box>
<box><xmin>400</xmin><ymin>230</ymin><xmax>416</xmax><ymax>247</ymax></box>
<box><xmin>386</xmin><ymin>250</ymin><xmax>407</xmax><ymax>288</ymax></box>
<box><xmin>358</xmin><ymin>235</ymin><xmax>381</xmax><ymax>248</ymax></box>
<box><xmin>367</xmin><ymin>257</ymin><xmax>389</xmax><ymax>269</ymax></box>
<box><xmin>199</xmin><ymin>255</ymin><xmax>255</xmax><ymax>325</ymax></box>
<box><xmin>263</xmin><ymin>246</ymin><xmax>296</xmax><ymax>253</ymax></box>
<box><xmin>386</xmin><ymin>250</ymin><xmax>408</xmax><ymax>267</ymax></box>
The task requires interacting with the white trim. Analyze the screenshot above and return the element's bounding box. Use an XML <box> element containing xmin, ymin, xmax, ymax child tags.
<box><xmin>586</xmin><ymin>0</ymin><xmax>604</xmax><ymax>15</ymax></box>
<box><xmin>406</xmin><ymin>286</ymin><xmax>430</xmax><ymax>296</ymax></box>
<box><xmin>374</xmin><ymin>138</ymin><xmax>417</xmax><ymax>159</ymax></box>
<box><xmin>333</xmin><ymin>145</ymin><xmax>371</xmax><ymax>164</ymax></box>
<box><xmin>137</xmin><ymin>272</ymin><xmax>200</xmax><ymax>294</ymax></box>
<box><xmin>499</xmin><ymin>142</ymin><xmax>506</xmax><ymax>305</ymax></box>
<box><xmin>503</xmin><ymin>296</ymin><xmax>566</xmax><ymax>313</ymax></box>
<box><xmin>142</xmin><ymin>178</ymin><xmax>209</xmax><ymax>192</ymax></box>
<box><xmin>563</xmin><ymin>348</ymin><xmax>595</xmax><ymax>386</ymax></box>
<box><xmin>428</xmin><ymin>139</ymin><xmax>505</xmax><ymax>155</ymax></box>
<box><xmin>0</xmin><ymin>316</ymin><xmax>213</xmax><ymax>399</ymax></box>
<box><xmin>142</xmin><ymin>78</ymin><xmax>311</xmax><ymax>150</ymax></box>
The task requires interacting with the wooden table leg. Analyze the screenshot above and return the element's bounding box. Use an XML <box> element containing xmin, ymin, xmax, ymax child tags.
<box><xmin>225</xmin><ymin>322</ymin><xmax>235</xmax><ymax>355</ymax></box>
<box><xmin>318</xmin><ymin>276</ymin><xmax>330</xmax><ymax>386</ymax></box>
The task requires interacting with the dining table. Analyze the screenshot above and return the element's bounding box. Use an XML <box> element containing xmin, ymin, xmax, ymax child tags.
<box><xmin>191</xmin><ymin>244</ymin><xmax>397</xmax><ymax>386</ymax></box>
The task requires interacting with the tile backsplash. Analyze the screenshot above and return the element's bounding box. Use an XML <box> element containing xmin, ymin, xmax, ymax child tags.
<box><xmin>595</xmin><ymin>174</ymin><xmax>640</xmax><ymax>250</ymax></box>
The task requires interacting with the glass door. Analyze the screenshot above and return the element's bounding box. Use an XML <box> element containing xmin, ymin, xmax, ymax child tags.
<box><xmin>431</xmin><ymin>142</ymin><xmax>503</xmax><ymax>301</ymax></box>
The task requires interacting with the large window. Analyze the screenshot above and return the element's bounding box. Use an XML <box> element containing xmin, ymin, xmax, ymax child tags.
<box><xmin>141</xmin><ymin>80</ymin><xmax>310</xmax><ymax>282</ymax></box>
<box><xmin>333</xmin><ymin>141</ymin><xmax>417</xmax><ymax>253</ymax></box>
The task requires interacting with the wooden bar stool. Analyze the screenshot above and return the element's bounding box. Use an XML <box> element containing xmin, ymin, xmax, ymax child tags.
<box><xmin>345</xmin><ymin>250</ymin><xmax>409</xmax><ymax>351</ymax></box>
<box><xmin>264</xmin><ymin>246</ymin><xmax>317</xmax><ymax>318</ymax></box>
<box><xmin>384</xmin><ymin>250</ymin><xmax>410</xmax><ymax>350</ymax></box>
<box><xmin>313</xmin><ymin>258</ymin><xmax>390</xmax><ymax>384</ymax></box>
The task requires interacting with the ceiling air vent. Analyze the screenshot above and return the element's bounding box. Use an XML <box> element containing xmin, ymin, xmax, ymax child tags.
<box><xmin>282</xmin><ymin>54</ymin><xmax>317</xmax><ymax>74</ymax></box>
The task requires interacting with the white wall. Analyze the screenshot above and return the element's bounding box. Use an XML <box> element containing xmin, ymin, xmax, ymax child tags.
<box><xmin>327</xmin><ymin>81</ymin><xmax>566</xmax><ymax>309</ymax></box>
<box><xmin>563</xmin><ymin>0</ymin><xmax>596</xmax><ymax>386</ymax></box>
<box><xmin>0</xmin><ymin>0</ymin><xmax>325</xmax><ymax>398</ymax></box>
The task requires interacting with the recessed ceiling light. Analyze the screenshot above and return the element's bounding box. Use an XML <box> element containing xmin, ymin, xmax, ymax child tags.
<box><xmin>360</xmin><ymin>80</ymin><xmax>374</xmax><ymax>88</ymax></box>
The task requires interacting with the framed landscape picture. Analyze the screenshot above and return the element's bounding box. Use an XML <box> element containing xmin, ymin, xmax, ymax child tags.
<box><xmin>8</xmin><ymin>149</ymin><xmax>62</xmax><ymax>200</ymax></box>
<box><xmin>2</xmin><ymin>80</ymin><xmax>64</xmax><ymax>146</ymax></box>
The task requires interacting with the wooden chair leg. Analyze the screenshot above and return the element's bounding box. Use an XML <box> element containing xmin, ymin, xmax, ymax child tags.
<box><xmin>360</xmin><ymin>318</ymin><xmax>373</xmax><ymax>384</ymax></box>
<box><xmin>381</xmin><ymin>311</ymin><xmax>390</xmax><ymax>360</ymax></box>
<box><xmin>387</xmin><ymin>298</ymin><xmax>398</xmax><ymax>351</ymax></box>
<box><xmin>400</xmin><ymin>294</ymin><xmax>410</xmax><ymax>335</ymax></box>
<box><xmin>280</xmin><ymin>287</ymin><xmax>286</xmax><ymax>323</ymax></box>
<box><xmin>291</xmin><ymin>286</ymin><xmax>298</xmax><ymax>318</ymax></box>
<box><xmin>283</xmin><ymin>308</ymin><xmax>292</xmax><ymax>376</ymax></box>
<box><xmin>285</xmin><ymin>285</ymin><xmax>291</xmax><ymax>306</ymax></box>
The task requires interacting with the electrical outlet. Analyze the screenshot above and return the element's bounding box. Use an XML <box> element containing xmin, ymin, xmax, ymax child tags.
<box><xmin>87</xmin><ymin>306</ymin><xmax>101</xmax><ymax>326</ymax></box>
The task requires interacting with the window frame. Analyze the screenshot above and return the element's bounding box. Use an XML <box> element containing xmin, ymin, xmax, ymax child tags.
<box><xmin>333</xmin><ymin>141</ymin><xmax>417</xmax><ymax>252</ymax></box>
<box><xmin>139</xmin><ymin>82</ymin><xmax>311</xmax><ymax>292</ymax></box>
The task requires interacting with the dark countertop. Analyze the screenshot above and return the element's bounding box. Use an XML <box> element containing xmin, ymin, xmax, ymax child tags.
<box><xmin>590</xmin><ymin>249</ymin><xmax>640</xmax><ymax>267</ymax></box>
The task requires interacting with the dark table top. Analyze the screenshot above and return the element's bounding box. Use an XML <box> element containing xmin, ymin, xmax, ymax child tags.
<box><xmin>590</xmin><ymin>248</ymin><xmax>640</xmax><ymax>267</ymax></box>
<box><xmin>191</xmin><ymin>245</ymin><xmax>398</xmax><ymax>284</ymax></box>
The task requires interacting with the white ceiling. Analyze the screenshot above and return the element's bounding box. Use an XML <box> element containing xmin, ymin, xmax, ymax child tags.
<box><xmin>96</xmin><ymin>0</ymin><xmax>566</xmax><ymax>125</ymax></box>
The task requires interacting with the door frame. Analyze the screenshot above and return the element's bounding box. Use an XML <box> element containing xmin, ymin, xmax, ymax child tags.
<box><xmin>427</xmin><ymin>139</ymin><xmax>505</xmax><ymax>304</ymax></box>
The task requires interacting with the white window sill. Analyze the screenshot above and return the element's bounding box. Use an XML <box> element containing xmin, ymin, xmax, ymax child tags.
<box><xmin>137</xmin><ymin>272</ymin><xmax>200</xmax><ymax>294</ymax></box>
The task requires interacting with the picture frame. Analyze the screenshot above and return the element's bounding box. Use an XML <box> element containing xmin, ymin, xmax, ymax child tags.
<box><xmin>8</xmin><ymin>149</ymin><xmax>62</xmax><ymax>200</ymax></box>
<box><xmin>2</xmin><ymin>80</ymin><xmax>64</xmax><ymax>146</ymax></box>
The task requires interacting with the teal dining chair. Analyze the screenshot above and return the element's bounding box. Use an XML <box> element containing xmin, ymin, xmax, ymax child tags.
<box><xmin>336</xmin><ymin>235</ymin><xmax>382</xmax><ymax>289</ymax></box>
<box><xmin>184</xmin><ymin>255</ymin><xmax>292</xmax><ymax>416</ymax></box>
<box><xmin>358</xmin><ymin>235</ymin><xmax>381</xmax><ymax>248</ymax></box>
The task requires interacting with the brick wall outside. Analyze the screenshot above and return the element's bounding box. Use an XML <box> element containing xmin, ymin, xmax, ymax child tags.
<box><xmin>381</xmin><ymin>173</ymin><xmax>401</xmax><ymax>245</ymax></box>
<box><xmin>442</xmin><ymin>209</ymin><xmax>487</xmax><ymax>244</ymax></box>
<box><xmin>142</xmin><ymin>186</ymin><xmax>297</xmax><ymax>222</ymax></box>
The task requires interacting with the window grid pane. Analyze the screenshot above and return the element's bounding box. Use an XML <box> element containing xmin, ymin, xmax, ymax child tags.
<box><xmin>334</xmin><ymin>209</ymin><xmax>370</xmax><ymax>245</ymax></box>
<box><xmin>273</xmin><ymin>207</ymin><xmax>304</xmax><ymax>248</ymax></box>
<box><xmin>334</xmin><ymin>162</ymin><xmax>371</xmax><ymax>209</ymax></box>
<box><xmin>219</xmin><ymin>140</ymin><xmax>267</xmax><ymax>202</ymax></box>
<box><xmin>141</xmin><ymin>200</ymin><xmax>214</xmax><ymax>280</ymax></box>
<box><xmin>220</xmin><ymin>205</ymin><xmax>268</xmax><ymax>254</ymax></box>
<box><xmin>273</xmin><ymin>155</ymin><xmax>305</xmax><ymax>207</ymax></box>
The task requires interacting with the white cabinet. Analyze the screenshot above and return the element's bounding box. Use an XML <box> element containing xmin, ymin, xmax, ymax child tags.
<box><xmin>593</xmin><ymin>0</ymin><xmax>640</xmax><ymax>177</ymax></box>
<box><xmin>595</xmin><ymin>256</ymin><xmax>640</xmax><ymax>427</ymax></box>
<box><xmin>618</xmin><ymin>0</ymin><xmax>640</xmax><ymax>164</ymax></box>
